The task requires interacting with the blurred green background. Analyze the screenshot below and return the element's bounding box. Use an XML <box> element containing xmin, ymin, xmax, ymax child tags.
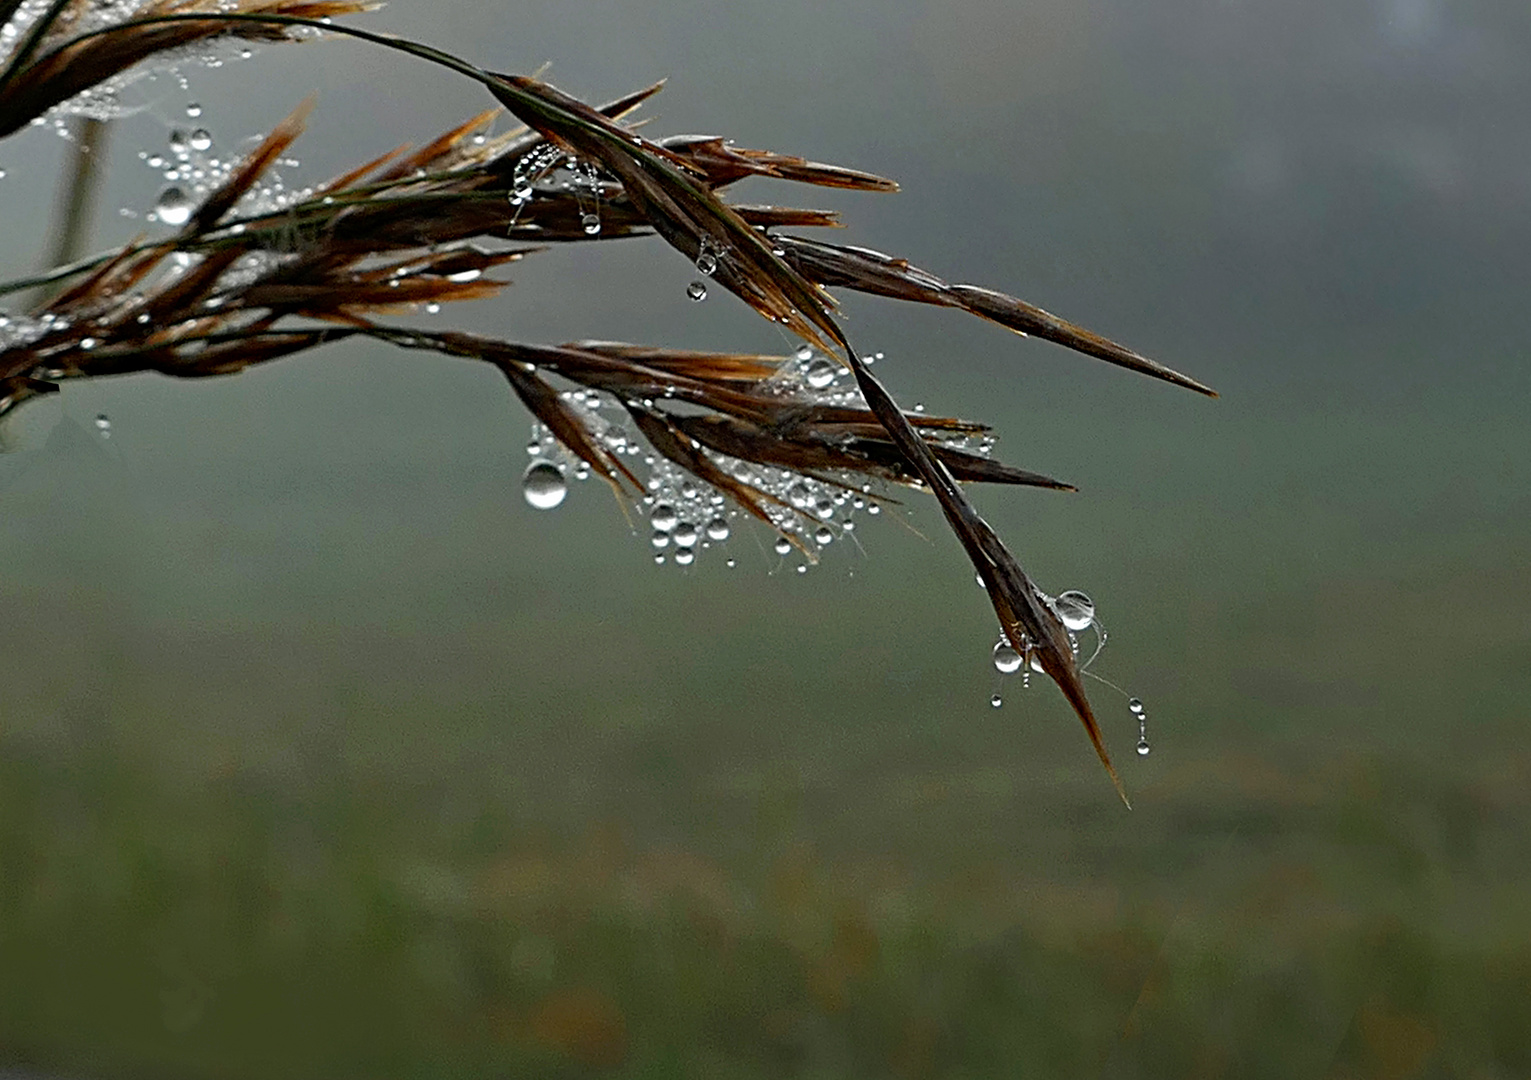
<box><xmin>2</xmin><ymin>0</ymin><xmax>1529</xmax><ymax>1076</ymax></box>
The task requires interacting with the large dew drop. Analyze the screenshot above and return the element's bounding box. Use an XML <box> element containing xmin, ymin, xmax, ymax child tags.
<box><xmin>521</xmin><ymin>461</ymin><xmax>567</xmax><ymax>510</ymax></box>
<box><xmin>992</xmin><ymin>641</ymin><xmax>1022</xmax><ymax>674</ymax></box>
<box><xmin>686</xmin><ymin>281</ymin><xmax>707</xmax><ymax>302</ymax></box>
<box><xmin>155</xmin><ymin>186</ymin><xmax>193</xmax><ymax>226</ymax></box>
<box><xmin>1053</xmin><ymin>590</ymin><xmax>1096</xmax><ymax>632</ymax></box>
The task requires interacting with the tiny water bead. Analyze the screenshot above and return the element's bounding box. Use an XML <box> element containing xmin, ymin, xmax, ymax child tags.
<box><xmin>773</xmin><ymin>537</ymin><xmax>792</xmax><ymax>556</ymax></box>
<box><xmin>94</xmin><ymin>414</ymin><xmax>111</xmax><ymax>437</ymax></box>
<box><xmin>650</xmin><ymin>503</ymin><xmax>678</xmax><ymax>532</ymax></box>
<box><xmin>674</xmin><ymin>547</ymin><xmax>696</xmax><ymax>566</ymax></box>
<box><xmin>1053</xmin><ymin>590</ymin><xmax>1096</xmax><ymax>632</ymax></box>
<box><xmin>686</xmin><ymin>281</ymin><xmax>707</xmax><ymax>302</ymax></box>
<box><xmin>992</xmin><ymin>641</ymin><xmax>1022</xmax><ymax>674</ymax></box>
<box><xmin>695</xmin><ymin>250</ymin><xmax>718</xmax><ymax>276</ymax></box>
<box><xmin>813</xmin><ymin>526</ymin><xmax>833</xmax><ymax>546</ymax></box>
<box><xmin>521</xmin><ymin>461</ymin><xmax>567</xmax><ymax>510</ymax></box>
<box><xmin>650</xmin><ymin>530</ymin><xmax>669</xmax><ymax>549</ymax></box>
<box><xmin>794</xmin><ymin>344</ymin><xmax>813</xmax><ymax>362</ymax></box>
<box><xmin>185</xmin><ymin>103</ymin><xmax>202</xmax><ymax>118</ymax></box>
<box><xmin>705</xmin><ymin>517</ymin><xmax>730</xmax><ymax>541</ymax></box>
<box><xmin>805</xmin><ymin>358</ymin><xmax>837</xmax><ymax>390</ymax></box>
<box><xmin>673</xmin><ymin>521</ymin><xmax>699</xmax><ymax>547</ymax></box>
<box><xmin>581</xmin><ymin>213</ymin><xmax>601</xmax><ymax>235</ymax></box>
<box><xmin>154</xmin><ymin>186</ymin><xmax>192</xmax><ymax>226</ymax></box>
<box><xmin>991</xmin><ymin>694</ymin><xmax>1003</xmax><ymax>708</ymax></box>
<box><xmin>189</xmin><ymin>128</ymin><xmax>212</xmax><ymax>152</ymax></box>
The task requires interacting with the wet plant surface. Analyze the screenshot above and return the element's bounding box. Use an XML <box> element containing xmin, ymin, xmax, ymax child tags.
<box><xmin>2</xmin><ymin>1</ymin><xmax>1530</xmax><ymax>1077</ymax></box>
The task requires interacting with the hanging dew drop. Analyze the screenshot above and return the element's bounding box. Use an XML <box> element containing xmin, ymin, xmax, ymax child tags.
<box><xmin>991</xmin><ymin>694</ymin><xmax>1003</xmax><ymax>708</ymax></box>
<box><xmin>521</xmin><ymin>461</ymin><xmax>567</xmax><ymax>509</ymax></box>
<box><xmin>581</xmin><ymin>213</ymin><xmax>601</xmax><ymax>235</ymax></box>
<box><xmin>168</xmin><ymin>129</ymin><xmax>188</xmax><ymax>155</ymax></box>
<box><xmin>794</xmin><ymin>344</ymin><xmax>813</xmax><ymax>362</ymax></box>
<box><xmin>651</xmin><ymin>531</ymin><xmax>669</xmax><ymax>549</ymax></box>
<box><xmin>674</xmin><ymin>522</ymin><xmax>698</xmax><ymax>547</ymax></box>
<box><xmin>94</xmin><ymin>414</ymin><xmax>111</xmax><ymax>433</ymax></box>
<box><xmin>686</xmin><ymin>280</ymin><xmax>707</xmax><ymax>301</ymax></box>
<box><xmin>992</xmin><ymin>641</ymin><xmax>1022</xmax><ymax>674</ymax></box>
<box><xmin>185</xmin><ymin>102</ymin><xmax>202</xmax><ymax>118</ymax></box>
<box><xmin>705</xmin><ymin>517</ymin><xmax>730</xmax><ymax>541</ymax></box>
<box><xmin>773</xmin><ymin>537</ymin><xmax>792</xmax><ymax>556</ymax></box>
<box><xmin>651</xmin><ymin>503</ymin><xmax>678</xmax><ymax>532</ymax></box>
<box><xmin>674</xmin><ymin>547</ymin><xmax>695</xmax><ymax>566</ymax></box>
<box><xmin>189</xmin><ymin>128</ymin><xmax>212</xmax><ymax>152</ymax></box>
<box><xmin>154</xmin><ymin>186</ymin><xmax>193</xmax><ymax>226</ymax></box>
<box><xmin>814</xmin><ymin>526</ymin><xmax>833</xmax><ymax>546</ymax></box>
<box><xmin>1129</xmin><ymin>698</ymin><xmax>1150</xmax><ymax>755</ymax></box>
<box><xmin>1053</xmin><ymin>590</ymin><xmax>1096</xmax><ymax>632</ymax></box>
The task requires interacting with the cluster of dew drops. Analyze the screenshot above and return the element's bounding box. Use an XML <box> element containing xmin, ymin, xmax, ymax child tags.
<box><xmin>988</xmin><ymin>588</ymin><xmax>1151</xmax><ymax>755</ymax></box>
<box><xmin>517</xmin><ymin>343</ymin><xmax>970</xmax><ymax>577</ymax></box>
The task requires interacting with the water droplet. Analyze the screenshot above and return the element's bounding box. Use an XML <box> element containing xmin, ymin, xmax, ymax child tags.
<box><xmin>814</xmin><ymin>526</ymin><xmax>833</xmax><ymax>546</ymax></box>
<box><xmin>773</xmin><ymin>537</ymin><xmax>792</xmax><ymax>556</ymax></box>
<box><xmin>581</xmin><ymin>213</ymin><xmax>601</xmax><ymax>235</ymax></box>
<box><xmin>866</xmin><ymin>503</ymin><xmax>881</xmax><ymax>516</ymax></box>
<box><xmin>794</xmin><ymin>344</ymin><xmax>813</xmax><ymax>362</ymax></box>
<box><xmin>1053</xmin><ymin>590</ymin><xmax>1095</xmax><ymax>632</ymax></box>
<box><xmin>521</xmin><ymin>461</ymin><xmax>567</xmax><ymax>509</ymax></box>
<box><xmin>686</xmin><ymin>280</ymin><xmax>707</xmax><ymax>302</ymax></box>
<box><xmin>805</xmin><ymin>358</ymin><xmax>836</xmax><ymax>389</ymax></box>
<box><xmin>651</xmin><ymin>503</ymin><xmax>678</xmax><ymax>532</ymax></box>
<box><xmin>0</xmin><ymin>168</ymin><xmax>7</xmax><ymax>180</ymax></box>
<box><xmin>650</xmin><ymin>531</ymin><xmax>669</xmax><ymax>549</ymax></box>
<box><xmin>446</xmin><ymin>268</ymin><xmax>481</xmax><ymax>283</ymax></box>
<box><xmin>154</xmin><ymin>186</ymin><xmax>193</xmax><ymax>226</ymax></box>
<box><xmin>992</xmin><ymin>641</ymin><xmax>1022</xmax><ymax>674</ymax></box>
<box><xmin>185</xmin><ymin>102</ymin><xmax>202</xmax><ymax>118</ymax></box>
<box><xmin>674</xmin><ymin>547</ymin><xmax>695</xmax><ymax>566</ymax></box>
<box><xmin>654</xmin><ymin>553</ymin><xmax>666</xmax><ymax>565</ymax></box>
<box><xmin>168</xmin><ymin>129</ymin><xmax>188</xmax><ymax>154</ymax></box>
<box><xmin>814</xmin><ymin>498</ymin><xmax>834</xmax><ymax>520</ymax></box>
<box><xmin>1128</xmin><ymin>698</ymin><xmax>1144</xmax><ymax>716</ymax></box>
<box><xmin>705</xmin><ymin>517</ymin><xmax>730</xmax><ymax>541</ymax></box>
<box><xmin>990</xmin><ymin>694</ymin><xmax>1003</xmax><ymax>708</ymax></box>
<box><xmin>79</xmin><ymin>337</ymin><xmax>98</xmax><ymax>350</ymax></box>
<box><xmin>425</xmin><ymin>302</ymin><xmax>441</xmax><ymax>314</ymax></box>
<box><xmin>674</xmin><ymin>522</ymin><xmax>698</xmax><ymax>547</ymax></box>
<box><xmin>796</xmin><ymin>564</ymin><xmax>808</xmax><ymax>574</ymax></box>
<box><xmin>913</xmin><ymin>403</ymin><xmax>925</xmax><ymax>413</ymax></box>
<box><xmin>1136</xmin><ymin>738</ymin><xmax>1151</xmax><ymax>757</ymax></box>
<box><xmin>93</xmin><ymin>414</ymin><xmax>111</xmax><ymax>433</ymax></box>
<box><xmin>189</xmin><ymin>128</ymin><xmax>212</xmax><ymax>152</ymax></box>
<box><xmin>785</xmin><ymin>481</ymin><xmax>811</xmax><ymax>509</ymax></box>
<box><xmin>725</xmin><ymin>557</ymin><xmax>737</xmax><ymax>568</ymax></box>
<box><xmin>695</xmin><ymin>250</ymin><xmax>717</xmax><ymax>276</ymax></box>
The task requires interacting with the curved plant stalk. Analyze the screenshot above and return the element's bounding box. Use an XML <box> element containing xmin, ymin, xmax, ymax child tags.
<box><xmin>0</xmin><ymin>4</ymin><xmax>1220</xmax><ymax>802</ymax></box>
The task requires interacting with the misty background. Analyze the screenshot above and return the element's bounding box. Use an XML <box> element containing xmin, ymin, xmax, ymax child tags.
<box><xmin>1</xmin><ymin>0</ymin><xmax>1527</xmax><ymax>1075</ymax></box>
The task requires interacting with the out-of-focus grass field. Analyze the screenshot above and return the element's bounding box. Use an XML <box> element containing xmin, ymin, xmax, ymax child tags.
<box><xmin>3</xmin><ymin>735</ymin><xmax>1529</xmax><ymax>1077</ymax></box>
<box><xmin>1</xmin><ymin>376</ymin><xmax>1528</xmax><ymax>1078</ymax></box>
